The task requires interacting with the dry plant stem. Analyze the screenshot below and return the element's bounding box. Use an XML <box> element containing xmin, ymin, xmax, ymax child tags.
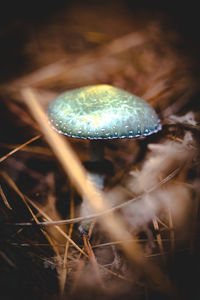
<box><xmin>77</xmin><ymin>219</ymin><xmax>96</xmax><ymax>264</ymax></box>
<box><xmin>0</xmin><ymin>171</ymin><xmax>62</xmax><ymax>262</ymax></box>
<box><xmin>0</xmin><ymin>171</ymin><xmax>39</xmax><ymax>222</ymax></box>
<box><xmin>21</xmin><ymin>87</ymin><xmax>174</xmax><ymax>294</ymax></box>
<box><xmin>70</xmin><ymin>220</ymin><xmax>96</xmax><ymax>296</ymax></box>
<box><xmin>45</xmin><ymin>173</ymin><xmax>68</xmax><ymax>249</ymax></box>
<box><xmin>25</xmin><ymin>195</ymin><xmax>87</xmax><ymax>257</ymax></box>
<box><xmin>88</xmin><ymin>219</ymin><xmax>96</xmax><ymax>238</ymax></box>
<box><xmin>152</xmin><ymin>218</ymin><xmax>166</xmax><ymax>264</ymax></box>
<box><xmin>156</xmin><ymin>217</ymin><xmax>169</xmax><ymax>230</ymax></box>
<box><xmin>18</xmin><ymin>237</ymin><xmax>184</xmax><ymax>249</ymax></box>
<box><xmin>0</xmin><ymin>170</ymin><xmax>86</xmax><ymax>256</ymax></box>
<box><xmin>0</xmin><ymin>142</ymin><xmax>52</xmax><ymax>156</ymax></box>
<box><xmin>0</xmin><ymin>184</ymin><xmax>12</xmax><ymax>210</ymax></box>
<box><xmin>75</xmin><ymin>217</ymin><xmax>96</xmax><ymax>288</ymax></box>
<box><xmin>167</xmin><ymin>206</ymin><xmax>175</xmax><ymax>258</ymax></box>
<box><xmin>59</xmin><ymin>188</ymin><xmax>75</xmax><ymax>296</ymax></box>
<box><xmin>42</xmin><ymin>231</ymin><xmax>62</xmax><ymax>266</ymax></box>
<box><xmin>0</xmin><ymin>250</ymin><xmax>17</xmax><ymax>268</ymax></box>
<box><xmin>72</xmin><ymin>220</ymin><xmax>97</xmax><ymax>292</ymax></box>
<box><xmin>145</xmin><ymin>193</ymin><xmax>165</xmax><ymax>263</ymax></box>
<box><xmin>99</xmin><ymin>264</ymin><xmax>132</xmax><ymax>283</ymax></box>
<box><xmin>83</xmin><ymin>234</ymin><xmax>104</xmax><ymax>289</ymax></box>
<box><xmin>92</xmin><ymin>238</ymin><xmax>182</xmax><ymax>249</ymax></box>
<box><xmin>0</xmin><ymin>135</ymin><xmax>41</xmax><ymax>163</ymax></box>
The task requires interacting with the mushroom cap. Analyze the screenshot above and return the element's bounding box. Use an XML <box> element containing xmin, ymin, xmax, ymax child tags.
<box><xmin>47</xmin><ymin>84</ymin><xmax>161</xmax><ymax>139</ymax></box>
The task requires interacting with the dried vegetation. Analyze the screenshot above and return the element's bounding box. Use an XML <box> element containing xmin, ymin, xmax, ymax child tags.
<box><xmin>0</xmin><ymin>2</ymin><xmax>200</xmax><ymax>300</ymax></box>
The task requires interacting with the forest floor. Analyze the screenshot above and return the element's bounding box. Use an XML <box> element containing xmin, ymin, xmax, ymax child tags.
<box><xmin>0</xmin><ymin>1</ymin><xmax>200</xmax><ymax>299</ymax></box>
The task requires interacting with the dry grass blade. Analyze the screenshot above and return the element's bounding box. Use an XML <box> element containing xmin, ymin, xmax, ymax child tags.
<box><xmin>83</xmin><ymin>234</ymin><xmax>104</xmax><ymax>288</ymax></box>
<box><xmin>167</xmin><ymin>206</ymin><xmax>175</xmax><ymax>257</ymax></box>
<box><xmin>0</xmin><ymin>135</ymin><xmax>41</xmax><ymax>163</ymax></box>
<box><xmin>152</xmin><ymin>218</ymin><xmax>166</xmax><ymax>264</ymax></box>
<box><xmin>21</xmin><ymin>87</ymin><xmax>174</xmax><ymax>293</ymax></box>
<box><xmin>92</xmin><ymin>238</ymin><xmax>183</xmax><ymax>249</ymax></box>
<box><xmin>0</xmin><ymin>170</ymin><xmax>86</xmax><ymax>256</ymax></box>
<box><xmin>0</xmin><ymin>142</ymin><xmax>52</xmax><ymax>156</ymax></box>
<box><xmin>59</xmin><ymin>189</ymin><xmax>75</xmax><ymax>296</ymax></box>
<box><xmin>24</xmin><ymin>195</ymin><xmax>87</xmax><ymax>257</ymax></box>
<box><xmin>0</xmin><ymin>250</ymin><xmax>17</xmax><ymax>268</ymax></box>
<box><xmin>0</xmin><ymin>171</ymin><xmax>40</xmax><ymax>220</ymax></box>
<box><xmin>156</xmin><ymin>217</ymin><xmax>169</xmax><ymax>230</ymax></box>
<box><xmin>99</xmin><ymin>264</ymin><xmax>133</xmax><ymax>283</ymax></box>
<box><xmin>0</xmin><ymin>171</ymin><xmax>62</xmax><ymax>262</ymax></box>
<box><xmin>0</xmin><ymin>184</ymin><xmax>12</xmax><ymax>210</ymax></box>
<box><xmin>76</xmin><ymin>219</ymin><xmax>96</xmax><ymax>264</ymax></box>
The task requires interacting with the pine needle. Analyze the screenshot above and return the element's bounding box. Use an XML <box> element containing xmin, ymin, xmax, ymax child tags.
<box><xmin>152</xmin><ymin>218</ymin><xmax>166</xmax><ymax>264</ymax></box>
<box><xmin>59</xmin><ymin>188</ymin><xmax>75</xmax><ymax>296</ymax></box>
<box><xmin>0</xmin><ymin>171</ymin><xmax>62</xmax><ymax>263</ymax></box>
<box><xmin>0</xmin><ymin>184</ymin><xmax>12</xmax><ymax>210</ymax></box>
<box><xmin>167</xmin><ymin>206</ymin><xmax>175</xmax><ymax>257</ymax></box>
<box><xmin>0</xmin><ymin>171</ymin><xmax>86</xmax><ymax>257</ymax></box>
<box><xmin>0</xmin><ymin>135</ymin><xmax>41</xmax><ymax>163</ymax></box>
<box><xmin>83</xmin><ymin>233</ymin><xmax>104</xmax><ymax>288</ymax></box>
<box><xmin>0</xmin><ymin>142</ymin><xmax>52</xmax><ymax>156</ymax></box>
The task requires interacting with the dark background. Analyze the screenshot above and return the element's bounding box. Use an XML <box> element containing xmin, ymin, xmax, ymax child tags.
<box><xmin>0</xmin><ymin>0</ymin><xmax>200</xmax><ymax>82</ymax></box>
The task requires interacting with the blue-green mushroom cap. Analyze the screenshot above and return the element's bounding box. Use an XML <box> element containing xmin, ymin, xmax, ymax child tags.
<box><xmin>47</xmin><ymin>84</ymin><xmax>161</xmax><ymax>139</ymax></box>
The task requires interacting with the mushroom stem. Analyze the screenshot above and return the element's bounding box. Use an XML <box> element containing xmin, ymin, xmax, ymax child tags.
<box><xmin>79</xmin><ymin>171</ymin><xmax>105</xmax><ymax>233</ymax></box>
<box><xmin>79</xmin><ymin>141</ymin><xmax>106</xmax><ymax>233</ymax></box>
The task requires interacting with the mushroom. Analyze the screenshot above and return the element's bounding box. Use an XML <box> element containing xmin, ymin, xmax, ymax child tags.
<box><xmin>47</xmin><ymin>84</ymin><xmax>161</xmax><ymax>232</ymax></box>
